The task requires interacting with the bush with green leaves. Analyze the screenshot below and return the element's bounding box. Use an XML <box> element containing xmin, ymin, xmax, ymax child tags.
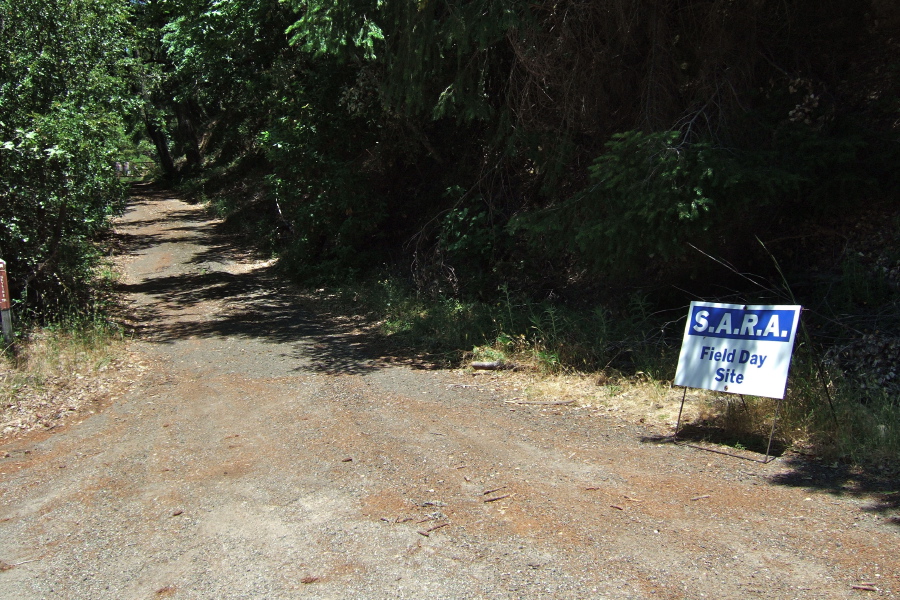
<box><xmin>0</xmin><ymin>0</ymin><xmax>134</xmax><ymax>318</ymax></box>
<box><xmin>511</xmin><ymin>119</ymin><xmax>884</xmax><ymax>279</ymax></box>
<box><xmin>258</xmin><ymin>60</ymin><xmax>391</xmax><ymax>279</ymax></box>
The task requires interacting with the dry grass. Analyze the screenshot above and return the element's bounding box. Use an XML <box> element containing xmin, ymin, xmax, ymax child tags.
<box><xmin>469</xmin><ymin>366</ymin><xmax>704</xmax><ymax>426</ymax></box>
<box><xmin>0</xmin><ymin>323</ymin><xmax>146</xmax><ymax>438</ymax></box>
<box><xmin>468</xmin><ymin>363</ymin><xmax>801</xmax><ymax>456</ymax></box>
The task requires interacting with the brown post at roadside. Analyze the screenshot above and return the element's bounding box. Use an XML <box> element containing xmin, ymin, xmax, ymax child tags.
<box><xmin>0</xmin><ymin>259</ymin><xmax>13</xmax><ymax>344</ymax></box>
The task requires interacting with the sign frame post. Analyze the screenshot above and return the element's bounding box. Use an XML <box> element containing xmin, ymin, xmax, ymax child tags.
<box><xmin>672</xmin><ymin>301</ymin><xmax>802</xmax><ymax>464</ymax></box>
<box><xmin>0</xmin><ymin>260</ymin><xmax>14</xmax><ymax>345</ymax></box>
<box><xmin>673</xmin><ymin>389</ymin><xmax>784</xmax><ymax>463</ymax></box>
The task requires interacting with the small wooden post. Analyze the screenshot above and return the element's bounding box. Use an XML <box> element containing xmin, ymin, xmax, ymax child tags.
<box><xmin>0</xmin><ymin>259</ymin><xmax>13</xmax><ymax>344</ymax></box>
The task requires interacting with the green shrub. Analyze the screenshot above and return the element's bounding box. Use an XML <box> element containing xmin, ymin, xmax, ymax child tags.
<box><xmin>0</xmin><ymin>0</ymin><xmax>133</xmax><ymax>319</ymax></box>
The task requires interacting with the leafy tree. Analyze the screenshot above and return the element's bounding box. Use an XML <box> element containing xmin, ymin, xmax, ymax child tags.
<box><xmin>131</xmin><ymin>0</ymin><xmax>898</xmax><ymax>297</ymax></box>
<box><xmin>0</xmin><ymin>0</ymin><xmax>134</xmax><ymax>317</ymax></box>
<box><xmin>132</xmin><ymin>0</ymin><xmax>302</xmax><ymax>178</ymax></box>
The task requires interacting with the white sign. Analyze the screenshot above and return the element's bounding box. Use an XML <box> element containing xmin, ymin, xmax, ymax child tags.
<box><xmin>674</xmin><ymin>302</ymin><xmax>801</xmax><ymax>399</ymax></box>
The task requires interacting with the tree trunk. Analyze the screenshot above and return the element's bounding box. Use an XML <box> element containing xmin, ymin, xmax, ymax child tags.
<box><xmin>145</xmin><ymin>116</ymin><xmax>176</xmax><ymax>179</ymax></box>
<box><xmin>175</xmin><ymin>100</ymin><xmax>204</xmax><ymax>172</ymax></box>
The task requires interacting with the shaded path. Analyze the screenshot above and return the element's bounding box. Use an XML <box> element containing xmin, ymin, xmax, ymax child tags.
<box><xmin>115</xmin><ymin>188</ymin><xmax>391</xmax><ymax>376</ymax></box>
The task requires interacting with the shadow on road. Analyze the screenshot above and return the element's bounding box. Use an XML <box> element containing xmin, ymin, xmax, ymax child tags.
<box><xmin>641</xmin><ymin>427</ymin><xmax>900</xmax><ymax>527</ymax></box>
<box><xmin>768</xmin><ymin>456</ymin><xmax>900</xmax><ymax>527</ymax></box>
<box><xmin>115</xmin><ymin>186</ymin><xmax>439</xmax><ymax>376</ymax></box>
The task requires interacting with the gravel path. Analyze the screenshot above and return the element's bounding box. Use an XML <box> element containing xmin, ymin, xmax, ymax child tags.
<box><xmin>1</xmin><ymin>186</ymin><xmax>898</xmax><ymax>599</ymax></box>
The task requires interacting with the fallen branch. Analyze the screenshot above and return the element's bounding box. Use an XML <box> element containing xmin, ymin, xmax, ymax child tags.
<box><xmin>418</xmin><ymin>522</ymin><xmax>450</xmax><ymax>536</ymax></box>
<box><xmin>472</xmin><ymin>361</ymin><xmax>526</xmax><ymax>371</ymax></box>
<box><xmin>851</xmin><ymin>585</ymin><xmax>877</xmax><ymax>591</ymax></box>
<box><xmin>381</xmin><ymin>516</ymin><xmax>413</xmax><ymax>523</ymax></box>
<box><xmin>503</xmin><ymin>399</ymin><xmax>575</xmax><ymax>406</ymax></box>
<box><xmin>690</xmin><ymin>495</ymin><xmax>711</xmax><ymax>501</ymax></box>
<box><xmin>484</xmin><ymin>494</ymin><xmax>511</xmax><ymax>503</ymax></box>
<box><xmin>483</xmin><ymin>486</ymin><xmax>507</xmax><ymax>496</ymax></box>
<box><xmin>0</xmin><ymin>558</ymin><xmax>40</xmax><ymax>571</ymax></box>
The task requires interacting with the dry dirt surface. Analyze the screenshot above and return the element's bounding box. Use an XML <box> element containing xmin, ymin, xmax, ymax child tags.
<box><xmin>1</xmin><ymin>185</ymin><xmax>898</xmax><ymax>600</ymax></box>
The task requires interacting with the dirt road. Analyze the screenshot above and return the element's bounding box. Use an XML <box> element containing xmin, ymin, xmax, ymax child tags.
<box><xmin>1</xmin><ymin>186</ymin><xmax>898</xmax><ymax>599</ymax></box>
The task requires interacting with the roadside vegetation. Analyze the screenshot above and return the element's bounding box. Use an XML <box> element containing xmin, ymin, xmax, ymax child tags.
<box><xmin>0</xmin><ymin>0</ymin><xmax>139</xmax><ymax>434</ymax></box>
<box><xmin>0</xmin><ymin>315</ymin><xmax>132</xmax><ymax>436</ymax></box>
<box><xmin>1</xmin><ymin>0</ymin><xmax>898</xmax><ymax>464</ymax></box>
<box><xmin>290</xmin><ymin>267</ymin><xmax>900</xmax><ymax>465</ymax></box>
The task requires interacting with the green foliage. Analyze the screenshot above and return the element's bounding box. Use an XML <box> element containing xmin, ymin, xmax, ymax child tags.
<box><xmin>285</xmin><ymin>0</ymin><xmax>519</xmax><ymax>119</ymax></box>
<box><xmin>142</xmin><ymin>0</ymin><xmax>898</xmax><ymax>302</ymax></box>
<box><xmin>777</xmin><ymin>346</ymin><xmax>900</xmax><ymax>463</ymax></box>
<box><xmin>159</xmin><ymin>0</ymin><xmax>295</xmax><ymax>106</ymax></box>
<box><xmin>340</xmin><ymin>273</ymin><xmax>673</xmax><ymax>375</ymax></box>
<box><xmin>512</xmin><ymin>131</ymin><xmax>715</xmax><ymax>273</ymax></box>
<box><xmin>133</xmin><ymin>0</ymin><xmax>302</xmax><ymax>178</ymax></box>
<box><xmin>285</xmin><ymin>0</ymin><xmax>383</xmax><ymax>59</ymax></box>
<box><xmin>0</xmin><ymin>0</ymin><xmax>133</xmax><ymax>317</ymax></box>
<box><xmin>440</xmin><ymin>202</ymin><xmax>494</xmax><ymax>260</ymax></box>
<box><xmin>433</xmin><ymin>188</ymin><xmax>508</xmax><ymax>293</ymax></box>
<box><xmin>831</xmin><ymin>254</ymin><xmax>896</xmax><ymax>310</ymax></box>
<box><xmin>512</xmin><ymin>120</ymin><xmax>886</xmax><ymax>277</ymax></box>
<box><xmin>133</xmin><ymin>0</ymin><xmax>900</xmax><ymax>294</ymax></box>
<box><xmin>258</xmin><ymin>59</ymin><xmax>390</xmax><ymax>278</ymax></box>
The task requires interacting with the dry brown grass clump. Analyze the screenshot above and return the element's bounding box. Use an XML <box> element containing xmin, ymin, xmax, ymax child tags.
<box><xmin>0</xmin><ymin>324</ymin><xmax>145</xmax><ymax>439</ymax></box>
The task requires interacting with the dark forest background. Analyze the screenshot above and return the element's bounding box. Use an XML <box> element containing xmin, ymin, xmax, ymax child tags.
<box><xmin>2</xmin><ymin>0</ymin><xmax>899</xmax><ymax>457</ymax></box>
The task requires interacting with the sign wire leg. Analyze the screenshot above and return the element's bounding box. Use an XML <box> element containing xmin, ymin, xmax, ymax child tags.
<box><xmin>674</xmin><ymin>387</ymin><xmax>688</xmax><ymax>442</ymax></box>
<box><xmin>764</xmin><ymin>398</ymin><xmax>783</xmax><ymax>464</ymax></box>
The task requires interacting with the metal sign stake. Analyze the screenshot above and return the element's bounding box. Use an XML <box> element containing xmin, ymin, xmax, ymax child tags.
<box><xmin>672</xmin><ymin>386</ymin><xmax>784</xmax><ymax>464</ymax></box>
<box><xmin>673</xmin><ymin>386</ymin><xmax>688</xmax><ymax>442</ymax></box>
<box><xmin>763</xmin><ymin>398</ymin><xmax>783</xmax><ymax>464</ymax></box>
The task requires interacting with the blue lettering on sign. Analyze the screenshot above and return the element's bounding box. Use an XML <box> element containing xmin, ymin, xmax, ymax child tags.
<box><xmin>689</xmin><ymin>307</ymin><xmax>795</xmax><ymax>342</ymax></box>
